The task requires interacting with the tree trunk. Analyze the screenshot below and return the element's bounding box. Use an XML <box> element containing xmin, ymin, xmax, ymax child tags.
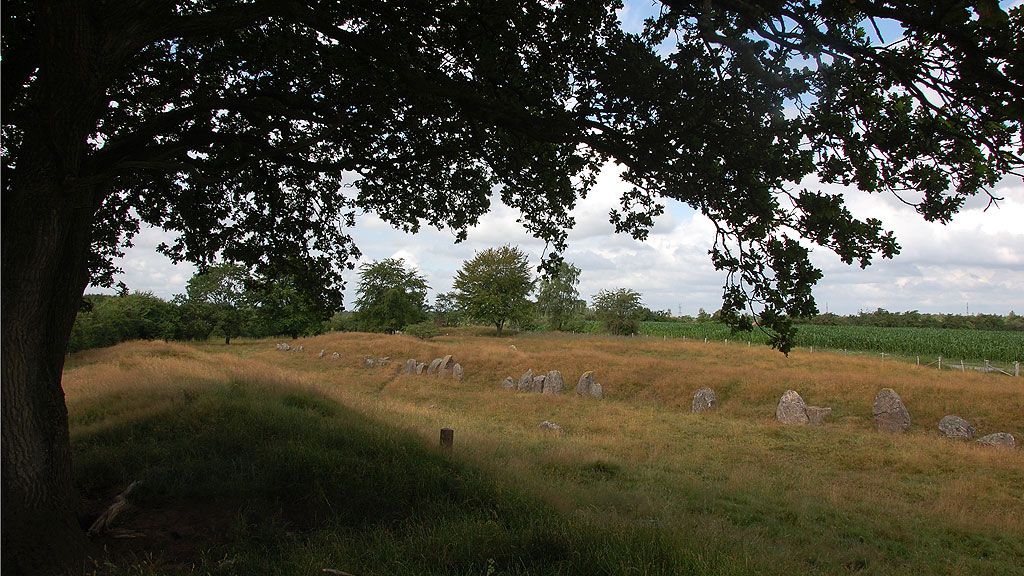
<box><xmin>495</xmin><ymin>321</ymin><xmax>504</xmax><ymax>337</ymax></box>
<box><xmin>2</xmin><ymin>25</ymin><xmax>105</xmax><ymax>566</ymax></box>
<box><xmin>2</xmin><ymin>175</ymin><xmax>96</xmax><ymax>574</ymax></box>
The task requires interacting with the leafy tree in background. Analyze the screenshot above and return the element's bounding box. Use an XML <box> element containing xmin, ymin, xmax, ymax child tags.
<box><xmin>68</xmin><ymin>293</ymin><xmax>175</xmax><ymax>352</ymax></box>
<box><xmin>353</xmin><ymin>258</ymin><xmax>429</xmax><ymax>333</ymax></box>
<box><xmin>3</xmin><ymin>1</ymin><xmax>1021</xmax><ymax>571</ymax></box>
<box><xmin>184</xmin><ymin>262</ymin><xmax>252</xmax><ymax>344</ymax></box>
<box><xmin>432</xmin><ymin>291</ymin><xmax>466</xmax><ymax>327</ymax></box>
<box><xmin>592</xmin><ymin>288</ymin><xmax>645</xmax><ymax>336</ymax></box>
<box><xmin>535</xmin><ymin>261</ymin><xmax>585</xmax><ymax>331</ymax></box>
<box><xmin>453</xmin><ymin>246</ymin><xmax>535</xmax><ymax>336</ymax></box>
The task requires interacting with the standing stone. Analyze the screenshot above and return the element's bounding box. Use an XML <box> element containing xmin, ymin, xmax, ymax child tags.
<box><xmin>415</xmin><ymin>362</ymin><xmax>426</xmax><ymax>374</ymax></box>
<box><xmin>405</xmin><ymin>359</ymin><xmax>418</xmax><ymax>374</ymax></box>
<box><xmin>318</xmin><ymin>349</ymin><xmax>326</xmax><ymax>358</ymax></box>
<box><xmin>502</xmin><ymin>376</ymin><xmax>516</xmax><ymax>390</ymax></box>
<box><xmin>532</xmin><ymin>375</ymin><xmax>546</xmax><ymax>393</ymax></box>
<box><xmin>378</xmin><ymin>357</ymin><xmax>390</xmax><ymax>367</ymax></box>
<box><xmin>976</xmin><ymin>432</ymin><xmax>1016</xmax><ymax>448</ymax></box>
<box><xmin>542</xmin><ymin>370</ymin><xmax>564</xmax><ymax>394</ymax></box>
<box><xmin>364</xmin><ymin>357</ymin><xmax>376</xmax><ymax>368</ymax></box>
<box><xmin>776</xmin><ymin>390</ymin><xmax>809</xmax><ymax>425</ymax></box>
<box><xmin>538</xmin><ymin>421</ymin><xmax>564</xmax><ymax>435</ymax></box>
<box><xmin>277</xmin><ymin>343</ymin><xmax>291</xmax><ymax>351</ymax></box>
<box><xmin>517</xmin><ymin>369</ymin><xmax>534</xmax><ymax>391</ymax></box>
<box><xmin>938</xmin><ymin>415</ymin><xmax>974</xmax><ymax>439</ymax></box>
<box><xmin>296</xmin><ymin>346</ymin><xmax>304</xmax><ymax>352</ymax></box>
<box><xmin>332</xmin><ymin>352</ymin><xmax>341</xmax><ymax>360</ymax></box>
<box><xmin>509</xmin><ymin>345</ymin><xmax>517</xmax><ymax>352</ymax></box>
<box><xmin>427</xmin><ymin>358</ymin><xmax>444</xmax><ymax>374</ymax></box>
<box><xmin>692</xmin><ymin>387</ymin><xmax>717</xmax><ymax>413</ymax></box>
<box><xmin>805</xmin><ymin>406</ymin><xmax>832</xmax><ymax>425</ymax></box>
<box><xmin>453</xmin><ymin>363</ymin><xmax>464</xmax><ymax>380</ymax></box>
<box><xmin>576</xmin><ymin>372</ymin><xmax>595</xmax><ymax>397</ymax></box>
<box><xmin>873</xmin><ymin>388</ymin><xmax>910</xmax><ymax>433</ymax></box>
<box><xmin>589</xmin><ymin>381</ymin><xmax>604</xmax><ymax>399</ymax></box>
<box><xmin>439</xmin><ymin>355</ymin><xmax>455</xmax><ymax>376</ymax></box>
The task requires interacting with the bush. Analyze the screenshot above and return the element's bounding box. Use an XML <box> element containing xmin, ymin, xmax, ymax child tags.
<box><xmin>404</xmin><ymin>321</ymin><xmax>441</xmax><ymax>340</ymax></box>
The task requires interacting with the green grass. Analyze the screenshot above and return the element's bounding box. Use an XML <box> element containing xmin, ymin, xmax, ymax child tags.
<box><xmin>75</xmin><ymin>380</ymin><xmax>751</xmax><ymax>575</ymax></box>
<box><xmin>635</xmin><ymin>322</ymin><xmax>1024</xmax><ymax>363</ymax></box>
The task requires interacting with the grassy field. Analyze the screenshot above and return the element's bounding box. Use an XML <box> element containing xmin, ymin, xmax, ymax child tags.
<box><xmin>633</xmin><ymin>322</ymin><xmax>1024</xmax><ymax>364</ymax></box>
<box><xmin>66</xmin><ymin>330</ymin><xmax>1024</xmax><ymax>575</ymax></box>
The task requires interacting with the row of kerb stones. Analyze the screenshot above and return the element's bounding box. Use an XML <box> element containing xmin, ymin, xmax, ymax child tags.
<box><xmin>691</xmin><ymin>386</ymin><xmax>1016</xmax><ymax>448</ymax></box>
<box><xmin>402</xmin><ymin>355</ymin><xmax>464</xmax><ymax>380</ymax></box>
<box><xmin>499</xmin><ymin>369</ymin><xmax>604</xmax><ymax>399</ymax></box>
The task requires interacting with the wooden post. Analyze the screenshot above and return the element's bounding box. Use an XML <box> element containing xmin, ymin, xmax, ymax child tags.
<box><xmin>938</xmin><ymin>356</ymin><xmax>941</xmax><ymax>371</ymax></box>
<box><xmin>916</xmin><ymin>356</ymin><xmax>920</xmax><ymax>366</ymax></box>
<box><xmin>1016</xmin><ymin>361</ymin><xmax>1020</xmax><ymax>377</ymax></box>
<box><xmin>985</xmin><ymin>360</ymin><xmax>990</xmax><ymax>373</ymax></box>
<box><xmin>960</xmin><ymin>360</ymin><xmax>965</xmax><ymax>372</ymax></box>
<box><xmin>440</xmin><ymin>428</ymin><xmax>454</xmax><ymax>451</ymax></box>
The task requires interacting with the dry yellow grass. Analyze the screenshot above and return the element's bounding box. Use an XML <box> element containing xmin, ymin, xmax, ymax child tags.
<box><xmin>64</xmin><ymin>331</ymin><xmax>1024</xmax><ymax>573</ymax></box>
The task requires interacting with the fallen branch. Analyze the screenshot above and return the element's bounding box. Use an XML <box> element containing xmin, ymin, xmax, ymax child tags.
<box><xmin>88</xmin><ymin>481</ymin><xmax>140</xmax><ymax>537</ymax></box>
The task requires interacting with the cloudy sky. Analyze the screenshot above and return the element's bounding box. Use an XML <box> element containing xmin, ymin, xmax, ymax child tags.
<box><xmin>93</xmin><ymin>2</ymin><xmax>1024</xmax><ymax>317</ymax></box>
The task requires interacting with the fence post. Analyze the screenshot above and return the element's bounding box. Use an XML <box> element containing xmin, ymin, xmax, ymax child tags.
<box><xmin>938</xmin><ymin>356</ymin><xmax>942</xmax><ymax>371</ymax></box>
<box><xmin>960</xmin><ymin>360</ymin><xmax>965</xmax><ymax>372</ymax></box>
<box><xmin>985</xmin><ymin>360</ymin><xmax>990</xmax><ymax>373</ymax></box>
<box><xmin>440</xmin><ymin>428</ymin><xmax>454</xmax><ymax>452</ymax></box>
<box><xmin>1016</xmin><ymin>361</ymin><xmax>1020</xmax><ymax>377</ymax></box>
<box><xmin>881</xmin><ymin>353</ymin><xmax>885</xmax><ymax>361</ymax></box>
<box><xmin>916</xmin><ymin>356</ymin><xmax>920</xmax><ymax>366</ymax></box>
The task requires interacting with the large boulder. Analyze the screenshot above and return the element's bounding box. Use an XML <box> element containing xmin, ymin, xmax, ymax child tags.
<box><xmin>873</xmin><ymin>388</ymin><xmax>910</xmax><ymax>433</ymax></box>
<box><xmin>532</xmin><ymin>375</ymin><xmax>546</xmax><ymax>393</ymax></box>
<box><xmin>501</xmin><ymin>376</ymin><xmax>516</xmax><ymax>390</ymax></box>
<box><xmin>427</xmin><ymin>358</ymin><xmax>444</xmax><ymax>375</ymax></box>
<box><xmin>453</xmin><ymin>363</ymin><xmax>464</xmax><ymax>380</ymax></box>
<box><xmin>415</xmin><ymin>362</ymin><xmax>426</xmax><ymax>374</ymax></box>
<box><xmin>776</xmin><ymin>390</ymin><xmax>809</xmax><ymax>425</ymax></box>
<box><xmin>439</xmin><ymin>355</ymin><xmax>455</xmax><ymax>376</ymax></box>
<box><xmin>363</xmin><ymin>357</ymin><xmax>376</xmax><ymax>368</ymax></box>
<box><xmin>692</xmin><ymin>387</ymin><xmax>717</xmax><ymax>413</ymax></box>
<box><xmin>805</xmin><ymin>406</ymin><xmax>832</xmax><ymax>426</ymax></box>
<box><xmin>575</xmin><ymin>371</ymin><xmax>604</xmax><ymax>399</ymax></box>
<box><xmin>404</xmin><ymin>359</ymin><xmax>417</xmax><ymax>374</ymax></box>
<box><xmin>976</xmin><ymin>432</ymin><xmax>1016</xmax><ymax>449</ymax></box>
<box><xmin>318</xmin><ymin>349</ymin><xmax>326</xmax><ymax>359</ymax></box>
<box><xmin>938</xmin><ymin>415</ymin><xmax>974</xmax><ymax>439</ymax></box>
<box><xmin>517</xmin><ymin>369</ymin><xmax>534</xmax><ymax>391</ymax></box>
<box><xmin>542</xmin><ymin>370</ymin><xmax>564</xmax><ymax>394</ymax></box>
<box><xmin>589</xmin><ymin>381</ymin><xmax>604</xmax><ymax>399</ymax></box>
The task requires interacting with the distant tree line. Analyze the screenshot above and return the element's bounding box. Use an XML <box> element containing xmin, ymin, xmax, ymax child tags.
<box><xmin>71</xmin><ymin>251</ymin><xmax>1022</xmax><ymax>353</ymax></box>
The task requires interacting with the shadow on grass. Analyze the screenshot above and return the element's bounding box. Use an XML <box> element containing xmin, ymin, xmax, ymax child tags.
<box><xmin>73</xmin><ymin>382</ymin><xmax>730</xmax><ymax>576</ymax></box>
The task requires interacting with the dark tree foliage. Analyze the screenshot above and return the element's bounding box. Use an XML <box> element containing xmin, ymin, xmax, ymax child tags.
<box><xmin>535</xmin><ymin>261</ymin><xmax>586</xmax><ymax>331</ymax></box>
<box><xmin>353</xmin><ymin>258</ymin><xmax>430</xmax><ymax>333</ymax></box>
<box><xmin>1</xmin><ymin>1</ymin><xmax>1021</xmax><ymax>573</ymax></box>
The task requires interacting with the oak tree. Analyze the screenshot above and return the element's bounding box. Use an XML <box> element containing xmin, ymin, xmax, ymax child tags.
<box><xmin>452</xmin><ymin>246</ymin><xmax>536</xmax><ymax>336</ymax></box>
<box><xmin>2</xmin><ymin>1</ymin><xmax>1021</xmax><ymax>572</ymax></box>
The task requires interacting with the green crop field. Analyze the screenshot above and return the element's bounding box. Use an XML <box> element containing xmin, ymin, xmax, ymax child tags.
<box><xmin>633</xmin><ymin>322</ymin><xmax>1024</xmax><ymax>364</ymax></box>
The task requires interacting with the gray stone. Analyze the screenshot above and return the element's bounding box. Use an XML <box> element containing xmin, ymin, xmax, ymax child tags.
<box><xmin>539</xmin><ymin>421</ymin><xmax>564</xmax><ymax>435</ymax></box>
<box><xmin>296</xmin><ymin>345</ymin><xmax>304</xmax><ymax>352</ymax></box>
<box><xmin>439</xmin><ymin>354</ymin><xmax>455</xmax><ymax>376</ymax></box>
<box><xmin>378</xmin><ymin>357</ymin><xmax>390</xmax><ymax>367</ymax></box>
<box><xmin>976</xmin><ymin>432</ymin><xmax>1016</xmax><ymax>449</ymax></box>
<box><xmin>589</xmin><ymin>381</ymin><xmax>604</xmax><ymax>399</ymax></box>
<box><xmin>453</xmin><ymin>363</ymin><xmax>464</xmax><ymax>380</ymax></box>
<box><xmin>415</xmin><ymin>362</ymin><xmax>426</xmax><ymax>374</ymax></box>
<box><xmin>277</xmin><ymin>343</ymin><xmax>291</xmax><ymax>351</ymax></box>
<box><xmin>509</xmin><ymin>345</ymin><xmax>517</xmax><ymax>352</ymax></box>
<box><xmin>364</xmin><ymin>357</ymin><xmax>376</xmax><ymax>368</ymax></box>
<box><xmin>938</xmin><ymin>415</ymin><xmax>974</xmax><ymax>439</ymax></box>
<box><xmin>517</xmin><ymin>369</ymin><xmax>534</xmax><ymax>391</ymax></box>
<box><xmin>576</xmin><ymin>372</ymin><xmax>595</xmax><ymax>397</ymax></box>
<box><xmin>331</xmin><ymin>352</ymin><xmax>340</xmax><ymax>360</ymax></box>
<box><xmin>318</xmin><ymin>349</ymin><xmax>326</xmax><ymax>358</ymax></box>
<box><xmin>542</xmin><ymin>370</ymin><xmax>564</xmax><ymax>394</ymax></box>
<box><xmin>532</xmin><ymin>375</ymin><xmax>546</xmax><ymax>393</ymax></box>
<box><xmin>806</xmin><ymin>406</ymin><xmax>832</xmax><ymax>425</ymax></box>
<box><xmin>776</xmin><ymin>390</ymin><xmax>809</xmax><ymax>425</ymax></box>
<box><xmin>873</xmin><ymin>388</ymin><xmax>910</xmax><ymax>433</ymax></box>
<box><xmin>405</xmin><ymin>359</ymin><xmax>418</xmax><ymax>374</ymax></box>
<box><xmin>427</xmin><ymin>358</ymin><xmax>444</xmax><ymax>374</ymax></box>
<box><xmin>692</xmin><ymin>387</ymin><xmax>717</xmax><ymax>413</ymax></box>
<box><xmin>502</xmin><ymin>376</ymin><xmax>516</xmax><ymax>390</ymax></box>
